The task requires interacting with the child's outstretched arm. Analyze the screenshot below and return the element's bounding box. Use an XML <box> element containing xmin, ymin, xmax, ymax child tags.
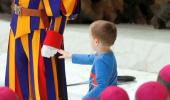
<box><xmin>58</xmin><ymin>49</ymin><xmax>95</xmax><ymax>65</ymax></box>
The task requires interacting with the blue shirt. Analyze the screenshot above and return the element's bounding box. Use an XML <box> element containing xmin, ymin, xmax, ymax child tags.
<box><xmin>72</xmin><ymin>51</ymin><xmax>117</xmax><ymax>99</ymax></box>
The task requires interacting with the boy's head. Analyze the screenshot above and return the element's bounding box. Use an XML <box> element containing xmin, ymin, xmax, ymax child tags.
<box><xmin>157</xmin><ymin>64</ymin><xmax>170</xmax><ymax>94</ymax></box>
<box><xmin>135</xmin><ymin>81</ymin><xmax>169</xmax><ymax>100</ymax></box>
<box><xmin>99</xmin><ymin>86</ymin><xmax>129</xmax><ymax>100</ymax></box>
<box><xmin>0</xmin><ymin>87</ymin><xmax>18</xmax><ymax>100</ymax></box>
<box><xmin>89</xmin><ymin>20</ymin><xmax>117</xmax><ymax>50</ymax></box>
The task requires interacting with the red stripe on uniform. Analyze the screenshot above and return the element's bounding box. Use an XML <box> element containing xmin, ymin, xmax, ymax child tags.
<box><xmin>38</xmin><ymin>44</ymin><xmax>48</xmax><ymax>100</ymax></box>
<box><xmin>15</xmin><ymin>70</ymin><xmax>23</xmax><ymax>100</ymax></box>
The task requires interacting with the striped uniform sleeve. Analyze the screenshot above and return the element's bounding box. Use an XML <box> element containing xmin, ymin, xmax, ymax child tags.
<box><xmin>42</xmin><ymin>0</ymin><xmax>80</xmax><ymax>49</ymax></box>
<box><xmin>43</xmin><ymin>0</ymin><xmax>61</xmax><ymax>17</ymax></box>
<box><xmin>61</xmin><ymin>0</ymin><xmax>81</xmax><ymax>20</ymax></box>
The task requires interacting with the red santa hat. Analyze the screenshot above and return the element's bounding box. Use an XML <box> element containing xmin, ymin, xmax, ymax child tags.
<box><xmin>0</xmin><ymin>87</ymin><xmax>18</xmax><ymax>100</ymax></box>
<box><xmin>100</xmin><ymin>86</ymin><xmax>129</xmax><ymax>100</ymax></box>
<box><xmin>135</xmin><ymin>81</ymin><xmax>169</xmax><ymax>100</ymax></box>
<box><xmin>159</xmin><ymin>64</ymin><xmax>170</xmax><ymax>83</ymax></box>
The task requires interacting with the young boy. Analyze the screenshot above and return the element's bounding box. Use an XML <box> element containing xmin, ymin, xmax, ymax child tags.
<box><xmin>58</xmin><ymin>20</ymin><xmax>118</xmax><ymax>99</ymax></box>
<box><xmin>157</xmin><ymin>64</ymin><xmax>170</xmax><ymax>94</ymax></box>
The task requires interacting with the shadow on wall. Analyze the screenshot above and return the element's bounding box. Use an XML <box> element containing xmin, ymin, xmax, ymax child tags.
<box><xmin>71</xmin><ymin>0</ymin><xmax>170</xmax><ymax>28</ymax></box>
<box><xmin>0</xmin><ymin>0</ymin><xmax>169</xmax><ymax>28</ymax></box>
<box><xmin>0</xmin><ymin>0</ymin><xmax>11</xmax><ymax>13</ymax></box>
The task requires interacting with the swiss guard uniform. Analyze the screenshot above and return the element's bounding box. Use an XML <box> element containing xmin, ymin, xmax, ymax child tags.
<box><xmin>5</xmin><ymin>0</ymin><xmax>80</xmax><ymax>100</ymax></box>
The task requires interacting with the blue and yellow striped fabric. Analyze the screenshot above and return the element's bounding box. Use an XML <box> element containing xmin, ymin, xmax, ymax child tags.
<box><xmin>6</xmin><ymin>0</ymin><xmax>80</xmax><ymax>100</ymax></box>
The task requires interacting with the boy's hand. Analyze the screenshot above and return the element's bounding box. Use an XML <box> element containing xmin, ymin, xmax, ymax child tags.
<box><xmin>58</xmin><ymin>49</ymin><xmax>71</xmax><ymax>59</ymax></box>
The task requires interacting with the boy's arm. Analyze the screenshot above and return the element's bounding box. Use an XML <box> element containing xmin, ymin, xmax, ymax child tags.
<box><xmin>72</xmin><ymin>54</ymin><xmax>95</xmax><ymax>65</ymax></box>
<box><xmin>58</xmin><ymin>50</ymin><xmax>95</xmax><ymax>65</ymax></box>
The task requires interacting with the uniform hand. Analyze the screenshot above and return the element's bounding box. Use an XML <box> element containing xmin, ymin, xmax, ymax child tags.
<box><xmin>41</xmin><ymin>45</ymin><xmax>58</xmax><ymax>58</ymax></box>
<box><xmin>58</xmin><ymin>49</ymin><xmax>71</xmax><ymax>59</ymax></box>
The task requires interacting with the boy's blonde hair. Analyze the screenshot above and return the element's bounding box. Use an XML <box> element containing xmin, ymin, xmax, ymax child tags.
<box><xmin>90</xmin><ymin>20</ymin><xmax>117</xmax><ymax>46</ymax></box>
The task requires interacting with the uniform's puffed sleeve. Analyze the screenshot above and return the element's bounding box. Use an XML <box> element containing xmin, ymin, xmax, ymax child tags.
<box><xmin>43</xmin><ymin>0</ymin><xmax>61</xmax><ymax>17</ymax></box>
<box><xmin>61</xmin><ymin>0</ymin><xmax>81</xmax><ymax>19</ymax></box>
<box><xmin>42</xmin><ymin>0</ymin><xmax>80</xmax><ymax>49</ymax></box>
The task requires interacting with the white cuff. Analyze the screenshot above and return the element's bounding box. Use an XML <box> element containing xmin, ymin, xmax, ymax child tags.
<box><xmin>41</xmin><ymin>45</ymin><xmax>58</xmax><ymax>58</ymax></box>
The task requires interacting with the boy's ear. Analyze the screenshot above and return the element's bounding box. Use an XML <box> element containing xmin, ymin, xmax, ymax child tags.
<box><xmin>94</xmin><ymin>38</ymin><xmax>100</xmax><ymax>45</ymax></box>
